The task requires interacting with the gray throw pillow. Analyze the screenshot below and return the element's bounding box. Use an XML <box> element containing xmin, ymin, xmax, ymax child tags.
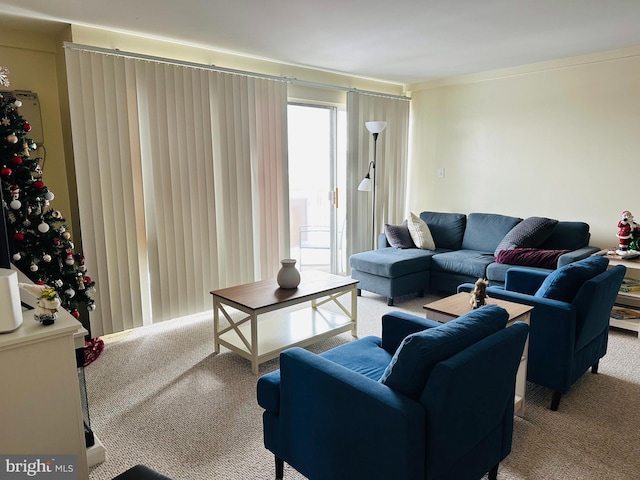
<box><xmin>384</xmin><ymin>221</ymin><xmax>415</xmax><ymax>249</ymax></box>
<box><xmin>494</xmin><ymin>216</ymin><xmax>558</xmax><ymax>256</ymax></box>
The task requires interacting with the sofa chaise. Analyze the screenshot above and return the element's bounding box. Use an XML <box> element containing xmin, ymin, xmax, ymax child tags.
<box><xmin>349</xmin><ymin>211</ymin><xmax>600</xmax><ymax>305</ymax></box>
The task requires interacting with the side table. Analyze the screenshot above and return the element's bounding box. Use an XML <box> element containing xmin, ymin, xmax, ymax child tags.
<box><xmin>604</xmin><ymin>253</ymin><xmax>640</xmax><ymax>338</ymax></box>
<box><xmin>423</xmin><ymin>292</ymin><xmax>533</xmax><ymax>416</ymax></box>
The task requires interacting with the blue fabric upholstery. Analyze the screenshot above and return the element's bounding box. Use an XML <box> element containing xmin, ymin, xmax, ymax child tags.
<box><xmin>431</xmin><ymin>250</ymin><xmax>496</xmax><ymax>278</ymax></box>
<box><xmin>534</xmin><ymin>255</ymin><xmax>609</xmax><ymax>302</ymax></box>
<box><xmin>419</xmin><ymin>211</ymin><xmax>467</xmax><ymax>250</ymax></box>
<box><xmin>458</xmin><ymin>260</ymin><xmax>626</xmax><ymax>409</ymax></box>
<box><xmin>380</xmin><ymin>305</ymin><xmax>508</xmax><ymax>399</ymax></box>
<box><xmin>257</xmin><ymin>309</ymin><xmax>529</xmax><ymax>480</ymax></box>
<box><xmin>461</xmin><ymin>213</ymin><xmax>521</xmax><ymax>253</ymax></box>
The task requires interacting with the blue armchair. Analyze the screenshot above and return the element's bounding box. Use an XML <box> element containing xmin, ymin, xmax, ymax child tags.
<box><xmin>257</xmin><ymin>305</ymin><xmax>529</xmax><ymax>480</ymax></box>
<box><xmin>458</xmin><ymin>255</ymin><xmax>625</xmax><ymax>411</ymax></box>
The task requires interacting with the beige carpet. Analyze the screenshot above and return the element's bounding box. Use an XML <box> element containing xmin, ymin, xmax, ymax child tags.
<box><xmin>86</xmin><ymin>291</ymin><xmax>640</xmax><ymax>480</ymax></box>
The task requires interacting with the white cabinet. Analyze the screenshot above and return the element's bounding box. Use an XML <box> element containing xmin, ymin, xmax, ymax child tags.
<box><xmin>608</xmin><ymin>256</ymin><xmax>640</xmax><ymax>338</ymax></box>
<box><xmin>0</xmin><ymin>302</ymin><xmax>90</xmax><ymax>479</ymax></box>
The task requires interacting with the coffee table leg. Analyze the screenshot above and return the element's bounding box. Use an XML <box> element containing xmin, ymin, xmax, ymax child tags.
<box><xmin>351</xmin><ymin>285</ymin><xmax>358</xmax><ymax>337</ymax></box>
<box><xmin>213</xmin><ymin>297</ymin><xmax>220</xmax><ymax>354</ymax></box>
<box><xmin>251</xmin><ymin>312</ymin><xmax>259</xmax><ymax>375</ymax></box>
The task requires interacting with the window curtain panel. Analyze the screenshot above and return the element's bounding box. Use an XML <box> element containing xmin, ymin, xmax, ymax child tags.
<box><xmin>346</xmin><ymin>92</ymin><xmax>410</xmax><ymax>264</ymax></box>
<box><xmin>65</xmin><ymin>46</ymin><xmax>288</xmax><ymax>336</ymax></box>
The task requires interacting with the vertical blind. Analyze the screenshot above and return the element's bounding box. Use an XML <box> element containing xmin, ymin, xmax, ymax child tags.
<box><xmin>346</xmin><ymin>92</ymin><xmax>410</xmax><ymax>262</ymax></box>
<box><xmin>65</xmin><ymin>47</ymin><xmax>288</xmax><ymax>336</ymax></box>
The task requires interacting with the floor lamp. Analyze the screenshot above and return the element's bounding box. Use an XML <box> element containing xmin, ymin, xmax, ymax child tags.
<box><xmin>358</xmin><ymin>121</ymin><xmax>386</xmax><ymax>250</ymax></box>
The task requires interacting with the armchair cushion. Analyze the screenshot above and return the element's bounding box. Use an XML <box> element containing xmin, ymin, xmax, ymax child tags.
<box><xmin>534</xmin><ymin>255</ymin><xmax>609</xmax><ymax>303</ymax></box>
<box><xmin>379</xmin><ymin>304</ymin><xmax>508</xmax><ymax>399</ymax></box>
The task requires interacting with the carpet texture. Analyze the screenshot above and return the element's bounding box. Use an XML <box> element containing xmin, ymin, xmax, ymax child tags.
<box><xmin>86</xmin><ymin>291</ymin><xmax>640</xmax><ymax>479</ymax></box>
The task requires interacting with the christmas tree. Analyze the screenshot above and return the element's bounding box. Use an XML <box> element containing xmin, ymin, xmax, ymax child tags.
<box><xmin>0</xmin><ymin>88</ymin><xmax>96</xmax><ymax>322</ymax></box>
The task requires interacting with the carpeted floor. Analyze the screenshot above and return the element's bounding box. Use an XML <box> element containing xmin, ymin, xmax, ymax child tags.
<box><xmin>86</xmin><ymin>291</ymin><xmax>640</xmax><ymax>480</ymax></box>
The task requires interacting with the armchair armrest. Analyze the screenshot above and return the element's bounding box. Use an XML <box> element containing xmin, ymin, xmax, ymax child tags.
<box><xmin>503</xmin><ymin>267</ymin><xmax>549</xmax><ymax>294</ymax></box>
<box><xmin>557</xmin><ymin>246</ymin><xmax>602</xmax><ymax>267</ymax></box>
<box><xmin>381</xmin><ymin>311</ymin><xmax>441</xmax><ymax>354</ymax></box>
<box><xmin>278</xmin><ymin>347</ymin><xmax>425</xmax><ymax>479</ymax></box>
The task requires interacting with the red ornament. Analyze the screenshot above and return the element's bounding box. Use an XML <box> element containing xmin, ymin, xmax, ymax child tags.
<box><xmin>85</xmin><ymin>276</ymin><xmax>92</xmax><ymax>284</ymax></box>
<box><xmin>1</xmin><ymin>167</ymin><xmax>12</xmax><ymax>176</ymax></box>
<box><xmin>33</xmin><ymin>180</ymin><xmax>45</xmax><ymax>189</ymax></box>
<box><xmin>37</xmin><ymin>280</ymin><xmax>45</xmax><ymax>285</ymax></box>
<box><xmin>12</xmin><ymin>232</ymin><xmax>24</xmax><ymax>241</ymax></box>
<box><xmin>53</xmin><ymin>238</ymin><xmax>61</xmax><ymax>246</ymax></box>
<box><xmin>71</xmin><ymin>309</ymin><xmax>80</xmax><ymax>318</ymax></box>
<box><xmin>23</xmin><ymin>122</ymin><xmax>32</xmax><ymax>132</ymax></box>
<box><xmin>11</xmin><ymin>155</ymin><xmax>22</xmax><ymax>165</ymax></box>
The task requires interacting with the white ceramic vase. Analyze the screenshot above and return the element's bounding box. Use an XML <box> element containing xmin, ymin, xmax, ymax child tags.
<box><xmin>277</xmin><ymin>259</ymin><xmax>301</xmax><ymax>289</ymax></box>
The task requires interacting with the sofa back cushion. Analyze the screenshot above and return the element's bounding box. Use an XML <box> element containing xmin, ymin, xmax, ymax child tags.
<box><xmin>379</xmin><ymin>304</ymin><xmax>508</xmax><ymax>399</ymax></box>
<box><xmin>534</xmin><ymin>255</ymin><xmax>609</xmax><ymax>303</ymax></box>
<box><xmin>461</xmin><ymin>213</ymin><xmax>522</xmax><ymax>253</ymax></box>
<box><xmin>419</xmin><ymin>211</ymin><xmax>466</xmax><ymax>250</ymax></box>
<box><xmin>538</xmin><ymin>221</ymin><xmax>591</xmax><ymax>250</ymax></box>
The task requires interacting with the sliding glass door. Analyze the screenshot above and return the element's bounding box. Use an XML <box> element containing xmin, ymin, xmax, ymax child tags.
<box><xmin>288</xmin><ymin>104</ymin><xmax>346</xmax><ymax>274</ymax></box>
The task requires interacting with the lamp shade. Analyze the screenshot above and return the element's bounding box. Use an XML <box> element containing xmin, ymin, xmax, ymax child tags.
<box><xmin>358</xmin><ymin>175</ymin><xmax>372</xmax><ymax>192</ymax></box>
<box><xmin>365</xmin><ymin>121</ymin><xmax>387</xmax><ymax>134</ymax></box>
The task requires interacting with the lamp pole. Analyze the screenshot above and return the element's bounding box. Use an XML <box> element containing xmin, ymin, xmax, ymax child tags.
<box><xmin>360</xmin><ymin>121</ymin><xmax>386</xmax><ymax>250</ymax></box>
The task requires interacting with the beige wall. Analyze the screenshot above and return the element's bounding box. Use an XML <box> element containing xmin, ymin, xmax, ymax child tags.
<box><xmin>407</xmin><ymin>48</ymin><xmax>640</xmax><ymax>249</ymax></box>
<box><xmin>0</xmin><ymin>26</ymin><xmax>74</xmax><ymax>236</ymax></box>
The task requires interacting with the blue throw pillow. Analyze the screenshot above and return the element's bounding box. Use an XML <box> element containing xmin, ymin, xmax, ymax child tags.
<box><xmin>379</xmin><ymin>305</ymin><xmax>508</xmax><ymax>399</ymax></box>
<box><xmin>534</xmin><ymin>256</ymin><xmax>609</xmax><ymax>303</ymax></box>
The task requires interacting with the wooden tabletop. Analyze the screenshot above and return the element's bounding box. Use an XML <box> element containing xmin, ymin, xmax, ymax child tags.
<box><xmin>210</xmin><ymin>270</ymin><xmax>358</xmax><ymax>310</ymax></box>
<box><xmin>423</xmin><ymin>292</ymin><xmax>533</xmax><ymax>322</ymax></box>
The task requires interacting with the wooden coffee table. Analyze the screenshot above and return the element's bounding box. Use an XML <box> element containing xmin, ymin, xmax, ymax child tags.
<box><xmin>423</xmin><ymin>292</ymin><xmax>533</xmax><ymax>416</ymax></box>
<box><xmin>211</xmin><ymin>271</ymin><xmax>358</xmax><ymax>374</ymax></box>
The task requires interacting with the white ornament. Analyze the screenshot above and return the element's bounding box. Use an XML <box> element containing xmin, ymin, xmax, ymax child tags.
<box><xmin>65</xmin><ymin>255</ymin><xmax>74</xmax><ymax>265</ymax></box>
<box><xmin>13</xmin><ymin>99</ymin><xmax>22</xmax><ymax>108</ymax></box>
<box><xmin>65</xmin><ymin>288</ymin><xmax>75</xmax><ymax>298</ymax></box>
<box><xmin>79</xmin><ymin>265</ymin><xmax>87</xmax><ymax>272</ymax></box>
<box><xmin>30</xmin><ymin>263</ymin><xmax>38</xmax><ymax>272</ymax></box>
<box><xmin>43</xmin><ymin>254</ymin><xmax>52</xmax><ymax>262</ymax></box>
<box><xmin>44</xmin><ymin>191</ymin><xmax>55</xmax><ymax>201</ymax></box>
<box><xmin>54</xmin><ymin>279</ymin><xmax>63</xmax><ymax>288</ymax></box>
<box><xmin>10</xmin><ymin>199</ymin><xmax>21</xmax><ymax>209</ymax></box>
<box><xmin>62</xmin><ymin>231</ymin><xmax>71</xmax><ymax>240</ymax></box>
<box><xmin>12</xmin><ymin>253</ymin><xmax>21</xmax><ymax>261</ymax></box>
<box><xmin>87</xmin><ymin>303</ymin><xmax>96</xmax><ymax>311</ymax></box>
<box><xmin>38</xmin><ymin>222</ymin><xmax>50</xmax><ymax>233</ymax></box>
<box><xmin>7</xmin><ymin>134</ymin><xmax>18</xmax><ymax>143</ymax></box>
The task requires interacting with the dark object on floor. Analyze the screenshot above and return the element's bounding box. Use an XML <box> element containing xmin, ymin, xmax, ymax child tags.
<box><xmin>112</xmin><ymin>464</ymin><xmax>173</xmax><ymax>480</ymax></box>
<box><xmin>84</xmin><ymin>337</ymin><xmax>105</xmax><ymax>366</ymax></box>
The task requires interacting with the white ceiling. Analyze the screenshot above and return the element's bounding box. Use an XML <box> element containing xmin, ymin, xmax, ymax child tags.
<box><xmin>2</xmin><ymin>0</ymin><xmax>640</xmax><ymax>85</ymax></box>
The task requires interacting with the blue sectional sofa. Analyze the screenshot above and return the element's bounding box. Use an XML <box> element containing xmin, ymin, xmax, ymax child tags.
<box><xmin>349</xmin><ymin>211</ymin><xmax>600</xmax><ymax>305</ymax></box>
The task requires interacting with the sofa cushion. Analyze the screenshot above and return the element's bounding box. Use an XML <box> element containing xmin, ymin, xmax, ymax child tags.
<box><xmin>379</xmin><ymin>305</ymin><xmax>509</xmax><ymax>399</ymax></box>
<box><xmin>349</xmin><ymin>247</ymin><xmax>436</xmax><ymax>278</ymax></box>
<box><xmin>384</xmin><ymin>221</ymin><xmax>415</xmax><ymax>249</ymax></box>
<box><xmin>430</xmin><ymin>250</ymin><xmax>495</xmax><ymax>278</ymax></box>
<box><xmin>419</xmin><ymin>212</ymin><xmax>466</xmax><ymax>250</ymax></box>
<box><xmin>538</xmin><ymin>221</ymin><xmax>590</xmax><ymax>250</ymax></box>
<box><xmin>407</xmin><ymin>212</ymin><xmax>436</xmax><ymax>250</ymax></box>
<box><xmin>461</xmin><ymin>213</ymin><xmax>522</xmax><ymax>253</ymax></box>
<box><xmin>494</xmin><ymin>216</ymin><xmax>558</xmax><ymax>256</ymax></box>
<box><xmin>495</xmin><ymin>248</ymin><xmax>570</xmax><ymax>269</ymax></box>
<box><xmin>535</xmin><ymin>255</ymin><xmax>609</xmax><ymax>303</ymax></box>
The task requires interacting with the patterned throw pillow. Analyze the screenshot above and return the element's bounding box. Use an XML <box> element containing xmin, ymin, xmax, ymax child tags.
<box><xmin>407</xmin><ymin>212</ymin><xmax>436</xmax><ymax>250</ymax></box>
<box><xmin>494</xmin><ymin>217</ymin><xmax>558</xmax><ymax>256</ymax></box>
<box><xmin>384</xmin><ymin>221</ymin><xmax>415</xmax><ymax>249</ymax></box>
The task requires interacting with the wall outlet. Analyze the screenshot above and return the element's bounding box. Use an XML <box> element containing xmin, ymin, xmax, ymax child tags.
<box><xmin>437</xmin><ymin>167</ymin><xmax>445</xmax><ymax>178</ymax></box>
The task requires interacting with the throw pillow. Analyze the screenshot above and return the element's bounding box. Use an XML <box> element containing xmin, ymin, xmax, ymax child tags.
<box><xmin>534</xmin><ymin>255</ymin><xmax>609</xmax><ymax>303</ymax></box>
<box><xmin>379</xmin><ymin>304</ymin><xmax>508</xmax><ymax>399</ymax></box>
<box><xmin>495</xmin><ymin>248</ymin><xmax>571</xmax><ymax>269</ymax></box>
<box><xmin>384</xmin><ymin>221</ymin><xmax>415</xmax><ymax>249</ymax></box>
<box><xmin>407</xmin><ymin>212</ymin><xmax>436</xmax><ymax>250</ymax></box>
<box><xmin>494</xmin><ymin>217</ymin><xmax>559</xmax><ymax>256</ymax></box>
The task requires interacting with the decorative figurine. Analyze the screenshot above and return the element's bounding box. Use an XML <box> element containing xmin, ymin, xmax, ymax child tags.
<box><xmin>616</xmin><ymin>210</ymin><xmax>640</xmax><ymax>255</ymax></box>
<box><xmin>19</xmin><ymin>283</ymin><xmax>62</xmax><ymax>325</ymax></box>
<box><xmin>470</xmin><ymin>278</ymin><xmax>489</xmax><ymax>309</ymax></box>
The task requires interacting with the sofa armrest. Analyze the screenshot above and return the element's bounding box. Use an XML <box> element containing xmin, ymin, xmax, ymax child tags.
<box><xmin>381</xmin><ymin>311</ymin><xmax>441</xmax><ymax>354</ymax></box>
<box><xmin>378</xmin><ymin>232</ymin><xmax>389</xmax><ymax>248</ymax></box>
<box><xmin>278</xmin><ymin>347</ymin><xmax>426</xmax><ymax>479</ymax></box>
<box><xmin>557</xmin><ymin>246</ymin><xmax>602</xmax><ymax>267</ymax></box>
